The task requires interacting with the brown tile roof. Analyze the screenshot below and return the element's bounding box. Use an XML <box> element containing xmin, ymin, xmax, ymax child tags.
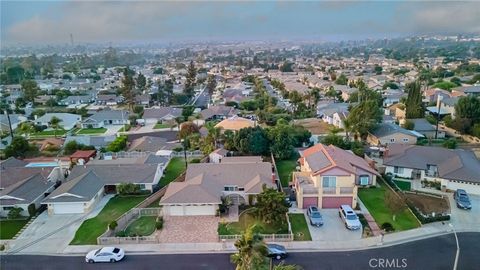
<box><xmin>215</xmin><ymin>116</ymin><xmax>255</xmax><ymax>131</ymax></box>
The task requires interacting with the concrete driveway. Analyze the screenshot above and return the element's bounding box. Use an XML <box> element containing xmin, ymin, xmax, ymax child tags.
<box><xmin>158</xmin><ymin>216</ymin><xmax>220</xmax><ymax>243</ymax></box>
<box><xmin>448</xmin><ymin>193</ymin><xmax>480</xmax><ymax>231</ymax></box>
<box><xmin>305</xmin><ymin>209</ymin><xmax>362</xmax><ymax>241</ymax></box>
<box><xmin>8</xmin><ymin>195</ymin><xmax>113</xmax><ymax>254</ymax></box>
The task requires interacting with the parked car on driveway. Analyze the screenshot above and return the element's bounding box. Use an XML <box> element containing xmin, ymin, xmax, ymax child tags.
<box><xmin>454</xmin><ymin>189</ymin><xmax>472</xmax><ymax>210</ymax></box>
<box><xmin>307</xmin><ymin>206</ymin><xmax>324</xmax><ymax>226</ymax></box>
<box><xmin>85</xmin><ymin>247</ymin><xmax>125</xmax><ymax>263</ymax></box>
<box><xmin>267</xmin><ymin>244</ymin><xmax>287</xmax><ymax>260</ymax></box>
<box><xmin>339</xmin><ymin>205</ymin><xmax>361</xmax><ymax>230</ymax></box>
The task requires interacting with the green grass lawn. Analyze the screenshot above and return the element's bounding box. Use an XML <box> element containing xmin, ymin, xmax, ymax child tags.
<box><xmin>76</xmin><ymin>128</ymin><xmax>107</xmax><ymax>135</ymax></box>
<box><xmin>70</xmin><ymin>195</ymin><xmax>148</xmax><ymax>245</ymax></box>
<box><xmin>0</xmin><ymin>219</ymin><xmax>29</xmax><ymax>239</ymax></box>
<box><xmin>159</xmin><ymin>158</ymin><xmax>187</xmax><ymax>187</ymax></box>
<box><xmin>358</xmin><ymin>183</ymin><xmax>420</xmax><ymax>232</ymax></box>
<box><xmin>124</xmin><ymin>216</ymin><xmax>157</xmax><ymax>236</ymax></box>
<box><xmin>393</xmin><ymin>179</ymin><xmax>412</xmax><ymax>191</ymax></box>
<box><xmin>218</xmin><ymin>211</ymin><xmax>288</xmax><ymax>235</ymax></box>
<box><xmin>288</xmin><ymin>213</ymin><xmax>312</xmax><ymax>241</ymax></box>
<box><xmin>118</xmin><ymin>124</ymin><xmax>131</xmax><ymax>132</ymax></box>
<box><xmin>34</xmin><ymin>129</ymin><xmax>67</xmax><ymax>136</ymax></box>
<box><xmin>153</xmin><ymin>123</ymin><xmax>170</xmax><ymax>129</ymax></box>
<box><xmin>276</xmin><ymin>159</ymin><xmax>298</xmax><ymax>187</ymax></box>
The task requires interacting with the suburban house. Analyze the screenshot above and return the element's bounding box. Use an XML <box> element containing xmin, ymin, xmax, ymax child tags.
<box><xmin>316</xmin><ymin>101</ymin><xmax>349</xmax><ymax>127</ymax></box>
<box><xmin>64</xmin><ymin>135</ymin><xmax>116</xmax><ymax>150</ymax></box>
<box><xmin>80</xmin><ymin>110</ymin><xmax>129</xmax><ymax>128</ymax></box>
<box><xmin>43</xmin><ymin>171</ymin><xmax>105</xmax><ymax>215</ymax></box>
<box><xmin>59</xmin><ymin>95</ymin><xmax>93</xmax><ymax>106</ymax></box>
<box><xmin>426</xmin><ymin>97</ymin><xmax>458</xmax><ymax>118</ymax></box>
<box><xmin>128</xmin><ymin>136</ymin><xmax>178</xmax><ymax>152</ymax></box>
<box><xmin>0</xmin><ymin>174</ymin><xmax>56</xmax><ymax>217</ymax></box>
<box><xmin>35</xmin><ymin>113</ymin><xmax>82</xmax><ymax>130</ymax></box>
<box><xmin>69</xmin><ymin>150</ymin><xmax>97</xmax><ymax>165</ymax></box>
<box><xmin>215</xmin><ymin>116</ymin><xmax>255</xmax><ymax>132</ymax></box>
<box><xmin>160</xmin><ymin>158</ymin><xmax>275</xmax><ymax>216</ymax></box>
<box><xmin>200</xmin><ymin>105</ymin><xmax>237</xmax><ymax>121</ymax></box>
<box><xmin>383</xmin><ymin>144</ymin><xmax>480</xmax><ymax>195</ymax></box>
<box><xmin>367</xmin><ymin>123</ymin><xmax>423</xmax><ymax>146</ymax></box>
<box><xmin>142</xmin><ymin>107</ymin><xmax>183</xmax><ymax>125</ymax></box>
<box><xmin>0</xmin><ymin>157</ymin><xmax>62</xmax><ymax>190</ymax></box>
<box><xmin>0</xmin><ymin>114</ymin><xmax>27</xmax><ymax>132</ymax></box>
<box><xmin>135</xmin><ymin>94</ymin><xmax>151</xmax><ymax>106</ymax></box>
<box><xmin>293</xmin><ymin>144</ymin><xmax>379</xmax><ymax>209</ymax></box>
<box><xmin>452</xmin><ymin>85</ymin><xmax>480</xmax><ymax>97</ymax></box>
<box><xmin>410</xmin><ymin>118</ymin><xmax>445</xmax><ymax>139</ymax></box>
<box><xmin>95</xmin><ymin>94</ymin><xmax>124</xmax><ymax>105</ymax></box>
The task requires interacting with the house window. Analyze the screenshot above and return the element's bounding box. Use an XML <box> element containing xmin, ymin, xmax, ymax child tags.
<box><xmin>393</xmin><ymin>166</ymin><xmax>404</xmax><ymax>174</ymax></box>
<box><xmin>238</xmin><ymin>187</ymin><xmax>245</xmax><ymax>191</ymax></box>
<box><xmin>224</xmin><ymin>186</ymin><xmax>237</xmax><ymax>191</ymax></box>
<box><xmin>3</xmin><ymin>206</ymin><xmax>14</xmax><ymax>211</ymax></box>
<box><xmin>322</xmin><ymin>176</ymin><xmax>336</xmax><ymax>188</ymax></box>
<box><xmin>390</xmin><ymin>138</ymin><xmax>396</xmax><ymax>143</ymax></box>
<box><xmin>139</xmin><ymin>184</ymin><xmax>146</xmax><ymax>189</ymax></box>
<box><xmin>403</xmin><ymin>138</ymin><xmax>409</xmax><ymax>142</ymax></box>
<box><xmin>359</xmin><ymin>175</ymin><xmax>369</xmax><ymax>186</ymax></box>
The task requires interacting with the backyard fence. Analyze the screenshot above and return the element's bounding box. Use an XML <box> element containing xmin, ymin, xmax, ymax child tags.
<box><xmin>101</xmin><ymin>150</ymin><xmax>204</xmax><ymax>160</ymax></box>
<box><xmin>219</xmin><ymin>233</ymin><xmax>294</xmax><ymax>242</ymax></box>
<box><xmin>97</xmin><ymin>207</ymin><xmax>163</xmax><ymax>245</ymax></box>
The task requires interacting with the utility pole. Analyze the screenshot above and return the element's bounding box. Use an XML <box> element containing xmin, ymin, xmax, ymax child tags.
<box><xmin>435</xmin><ymin>96</ymin><xmax>442</xmax><ymax>139</ymax></box>
<box><xmin>4</xmin><ymin>110</ymin><xmax>14</xmax><ymax>140</ymax></box>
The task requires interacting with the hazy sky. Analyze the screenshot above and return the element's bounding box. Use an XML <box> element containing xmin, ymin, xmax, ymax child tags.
<box><xmin>1</xmin><ymin>1</ymin><xmax>480</xmax><ymax>45</ymax></box>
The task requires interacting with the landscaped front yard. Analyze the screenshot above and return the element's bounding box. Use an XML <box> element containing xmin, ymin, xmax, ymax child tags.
<box><xmin>124</xmin><ymin>216</ymin><xmax>157</xmax><ymax>236</ymax></box>
<box><xmin>276</xmin><ymin>159</ymin><xmax>298</xmax><ymax>187</ymax></box>
<box><xmin>33</xmin><ymin>129</ymin><xmax>67</xmax><ymax>137</ymax></box>
<box><xmin>159</xmin><ymin>157</ymin><xmax>187</xmax><ymax>187</ymax></box>
<box><xmin>154</xmin><ymin>123</ymin><xmax>170</xmax><ymax>129</ymax></box>
<box><xmin>393</xmin><ymin>179</ymin><xmax>412</xmax><ymax>191</ymax></box>
<box><xmin>358</xmin><ymin>183</ymin><xmax>420</xmax><ymax>232</ymax></box>
<box><xmin>76</xmin><ymin>128</ymin><xmax>107</xmax><ymax>135</ymax></box>
<box><xmin>0</xmin><ymin>219</ymin><xmax>29</xmax><ymax>239</ymax></box>
<box><xmin>218</xmin><ymin>211</ymin><xmax>288</xmax><ymax>235</ymax></box>
<box><xmin>70</xmin><ymin>195</ymin><xmax>148</xmax><ymax>245</ymax></box>
<box><xmin>288</xmin><ymin>213</ymin><xmax>312</xmax><ymax>241</ymax></box>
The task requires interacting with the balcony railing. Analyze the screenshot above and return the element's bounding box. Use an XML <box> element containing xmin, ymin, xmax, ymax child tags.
<box><xmin>340</xmin><ymin>187</ymin><xmax>354</xmax><ymax>194</ymax></box>
<box><xmin>322</xmin><ymin>187</ymin><xmax>336</xmax><ymax>194</ymax></box>
<box><xmin>302</xmin><ymin>187</ymin><xmax>318</xmax><ymax>194</ymax></box>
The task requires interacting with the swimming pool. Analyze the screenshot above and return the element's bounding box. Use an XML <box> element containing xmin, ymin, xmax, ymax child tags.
<box><xmin>25</xmin><ymin>162</ymin><xmax>59</xmax><ymax>168</ymax></box>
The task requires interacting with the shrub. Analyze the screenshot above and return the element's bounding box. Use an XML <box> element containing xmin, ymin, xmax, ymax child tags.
<box><xmin>109</xmin><ymin>220</ymin><xmax>118</xmax><ymax>230</ymax></box>
<box><xmin>156</xmin><ymin>216</ymin><xmax>164</xmax><ymax>230</ymax></box>
<box><xmin>442</xmin><ymin>138</ymin><xmax>457</xmax><ymax>149</ymax></box>
<box><xmin>7</xmin><ymin>207</ymin><xmax>23</xmax><ymax>219</ymax></box>
<box><xmin>381</xmin><ymin>222</ymin><xmax>395</xmax><ymax>232</ymax></box>
<box><xmin>172</xmin><ymin>146</ymin><xmax>183</xmax><ymax>152</ymax></box>
<box><xmin>0</xmin><ymin>244</ymin><xmax>5</xmax><ymax>251</ymax></box>
<box><xmin>27</xmin><ymin>203</ymin><xmax>36</xmax><ymax>217</ymax></box>
<box><xmin>190</xmin><ymin>158</ymin><xmax>201</xmax><ymax>163</ymax></box>
<box><xmin>117</xmin><ymin>183</ymin><xmax>141</xmax><ymax>195</ymax></box>
<box><xmin>115</xmin><ymin>231</ymin><xmax>126</xmax><ymax>237</ymax></box>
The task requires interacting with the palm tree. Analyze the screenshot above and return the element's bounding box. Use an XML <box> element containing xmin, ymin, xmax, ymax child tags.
<box><xmin>49</xmin><ymin>116</ymin><xmax>62</xmax><ymax>138</ymax></box>
<box><xmin>18</xmin><ymin>122</ymin><xmax>35</xmax><ymax>137</ymax></box>
<box><xmin>230</xmin><ymin>225</ymin><xmax>268</xmax><ymax>270</ymax></box>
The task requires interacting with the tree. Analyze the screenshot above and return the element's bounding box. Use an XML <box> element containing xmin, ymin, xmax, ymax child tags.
<box><xmin>402</xmin><ymin>120</ymin><xmax>415</xmax><ymax>130</ymax></box>
<box><xmin>17</xmin><ymin>122</ymin><xmax>36</xmax><ymax>136</ymax></box>
<box><xmin>335</xmin><ymin>74</ymin><xmax>348</xmax><ymax>85</ymax></box>
<box><xmin>454</xmin><ymin>96</ymin><xmax>480</xmax><ymax>121</ymax></box>
<box><xmin>269</xmin><ymin>128</ymin><xmax>294</xmax><ymax>160</ymax></box>
<box><xmin>106</xmin><ymin>136</ymin><xmax>127</xmax><ymax>152</ymax></box>
<box><xmin>28</xmin><ymin>203</ymin><xmax>36</xmax><ymax>217</ymax></box>
<box><xmin>49</xmin><ymin>116</ymin><xmax>62</xmax><ymax>138</ymax></box>
<box><xmin>184</xmin><ymin>60</ymin><xmax>197</xmax><ymax>98</ymax></box>
<box><xmin>120</xmin><ymin>67</ymin><xmax>136</xmax><ymax>111</ymax></box>
<box><xmin>206</xmin><ymin>74</ymin><xmax>217</xmax><ymax>95</ymax></box>
<box><xmin>405</xmin><ymin>81</ymin><xmax>424</xmax><ymax>119</ymax></box>
<box><xmin>230</xmin><ymin>226</ymin><xmax>268</xmax><ymax>270</ymax></box>
<box><xmin>254</xmin><ymin>185</ymin><xmax>290</xmax><ymax>225</ymax></box>
<box><xmin>443</xmin><ymin>138</ymin><xmax>457</xmax><ymax>149</ymax></box>
<box><xmin>374</xmin><ymin>65</ymin><xmax>383</xmax><ymax>75</ymax></box>
<box><xmin>178</xmin><ymin>121</ymin><xmax>199</xmax><ymax>139</ymax></box>
<box><xmin>346</xmin><ymin>99</ymin><xmax>382</xmax><ymax>139</ymax></box>
<box><xmin>384</xmin><ymin>191</ymin><xmax>406</xmax><ymax>222</ymax></box>
<box><xmin>234</xmin><ymin>126</ymin><xmax>270</xmax><ymax>156</ymax></box>
<box><xmin>7</xmin><ymin>207</ymin><xmax>23</xmax><ymax>219</ymax></box>
<box><xmin>5</xmin><ymin>136</ymin><xmax>34</xmax><ymax>158</ymax></box>
<box><xmin>182</xmin><ymin>105</ymin><xmax>195</xmax><ymax>121</ymax></box>
<box><xmin>288</xmin><ymin>91</ymin><xmax>303</xmax><ymax>116</ymax></box>
<box><xmin>21</xmin><ymin>79</ymin><xmax>39</xmax><ymax>102</ymax></box>
<box><xmin>136</xmin><ymin>73</ymin><xmax>147</xmax><ymax>92</ymax></box>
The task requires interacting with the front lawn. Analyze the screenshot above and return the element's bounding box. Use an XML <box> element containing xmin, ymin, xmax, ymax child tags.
<box><xmin>0</xmin><ymin>219</ymin><xmax>29</xmax><ymax>239</ymax></box>
<box><xmin>76</xmin><ymin>128</ymin><xmax>107</xmax><ymax>135</ymax></box>
<box><xmin>218</xmin><ymin>211</ymin><xmax>288</xmax><ymax>235</ymax></box>
<box><xmin>276</xmin><ymin>159</ymin><xmax>297</xmax><ymax>187</ymax></box>
<box><xmin>159</xmin><ymin>158</ymin><xmax>187</xmax><ymax>187</ymax></box>
<box><xmin>358</xmin><ymin>183</ymin><xmax>420</xmax><ymax>232</ymax></box>
<box><xmin>118</xmin><ymin>124</ymin><xmax>131</xmax><ymax>132</ymax></box>
<box><xmin>288</xmin><ymin>213</ymin><xmax>312</xmax><ymax>241</ymax></box>
<box><xmin>34</xmin><ymin>129</ymin><xmax>67</xmax><ymax>136</ymax></box>
<box><xmin>393</xmin><ymin>179</ymin><xmax>412</xmax><ymax>191</ymax></box>
<box><xmin>154</xmin><ymin>123</ymin><xmax>170</xmax><ymax>129</ymax></box>
<box><xmin>70</xmin><ymin>195</ymin><xmax>147</xmax><ymax>245</ymax></box>
<box><xmin>124</xmin><ymin>216</ymin><xmax>157</xmax><ymax>236</ymax></box>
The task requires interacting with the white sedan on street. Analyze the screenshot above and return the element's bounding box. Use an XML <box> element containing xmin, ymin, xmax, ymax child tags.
<box><xmin>85</xmin><ymin>247</ymin><xmax>125</xmax><ymax>263</ymax></box>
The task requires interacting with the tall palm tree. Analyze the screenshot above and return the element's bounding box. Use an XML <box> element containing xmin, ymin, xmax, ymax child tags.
<box><xmin>49</xmin><ymin>116</ymin><xmax>62</xmax><ymax>138</ymax></box>
<box><xmin>230</xmin><ymin>225</ymin><xmax>268</xmax><ymax>270</ymax></box>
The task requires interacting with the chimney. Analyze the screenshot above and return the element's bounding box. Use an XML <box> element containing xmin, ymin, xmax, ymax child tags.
<box><xmin>272</xmin><ymin>173</ymin><xmax>276</xmax><ymax>184</ymax></box>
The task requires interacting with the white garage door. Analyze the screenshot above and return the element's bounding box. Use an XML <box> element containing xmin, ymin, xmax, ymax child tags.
<box><xmin>184</xmin><ymin>205</ymin><xmax>215</xmax><ymax>216</ymax></box>
<box><xmin>167</xmin><ymin>206</ymin><xmax>185</xmax><ymax>216</ymax></box>
<box><xmin>53</xmin><ymin>203</ymin><xmax>85</xmax><ymax>214</ymax></box>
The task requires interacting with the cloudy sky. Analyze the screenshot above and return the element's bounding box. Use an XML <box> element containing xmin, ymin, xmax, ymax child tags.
<box><xmin>1</xmin><ymin>1</ymin><xmax>479</xmax><ymax>45</ymax></box>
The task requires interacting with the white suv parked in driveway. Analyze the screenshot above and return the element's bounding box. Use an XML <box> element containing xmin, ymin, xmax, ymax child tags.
<box><xmin>338</xmin><ymin>205</ymin><xmax>361</xmax><ymax>230</ymax></box>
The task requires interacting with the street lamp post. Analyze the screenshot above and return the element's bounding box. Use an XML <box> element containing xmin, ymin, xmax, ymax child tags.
<box><xmin>449</xmin><ymin>223</ymin><xmax>459</xmax><ymax>270</ymax></box>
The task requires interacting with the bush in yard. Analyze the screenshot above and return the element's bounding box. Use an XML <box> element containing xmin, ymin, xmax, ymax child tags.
<box><xmin>0</xmin><ymin>244</ymin><xmax>5</xmax><ymax>251</ymax></box>
<box><xmin>117</xmin><ymin>183</ymin><xmax>141</xmax><ymax>195</ymax></box>
<box><xmin>190</xmin><ymin>158</ymin><xmax>201</xmax><ymax>163</ymax></box>
<box><xmin>381</xmin><ymin>222</ymin><xmax>395</xmax><ymax>232</ymax></box>
<box><xmin>156</xmin><ymin>216</ymin><xmax>164</xmax><ymax>230</ymax></box>
<box><xmin>27</xmin><ymin>203</ymin><xmax>36</xmax><ymax>217</ymax></box>
<box><xmin>106</xmin><ymin>135</ymin><xmax>128</xmax><ymax>152</ymax></box>
<box><xmin>172</xmin><ymin>146</ymin><xmax>183</xmax><ymax>152</ymax></box>
<box><xmin>115</xmin><ymin>231</ymin><xmax>126</xmax><ymax>237</ymax></box>
<box><xmin>7</xmin><ymin>207</ymin><xmax>23</xmax><ymax>219</ymax></box>
<box><xmin>109</xmin><ymin>220</ymin><xmax>118</xmax><ymax>230</ymax></box>
<box><xmin>253</xmin><ymin>185</ymin><xmax>289</xmax><ymax>225</ymax></box>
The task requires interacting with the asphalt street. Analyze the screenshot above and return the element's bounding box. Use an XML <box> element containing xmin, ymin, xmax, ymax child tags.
<box><xmin>1</xmin><ymin>232</ymin><xmax>478</xmax><ymax>270</ymax></box>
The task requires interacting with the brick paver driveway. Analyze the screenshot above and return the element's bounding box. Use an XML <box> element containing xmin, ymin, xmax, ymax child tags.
<box><xmin>158</xmin><ymin>216</ymin><xmax>220</xmax><ymax>243</ymax></box>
